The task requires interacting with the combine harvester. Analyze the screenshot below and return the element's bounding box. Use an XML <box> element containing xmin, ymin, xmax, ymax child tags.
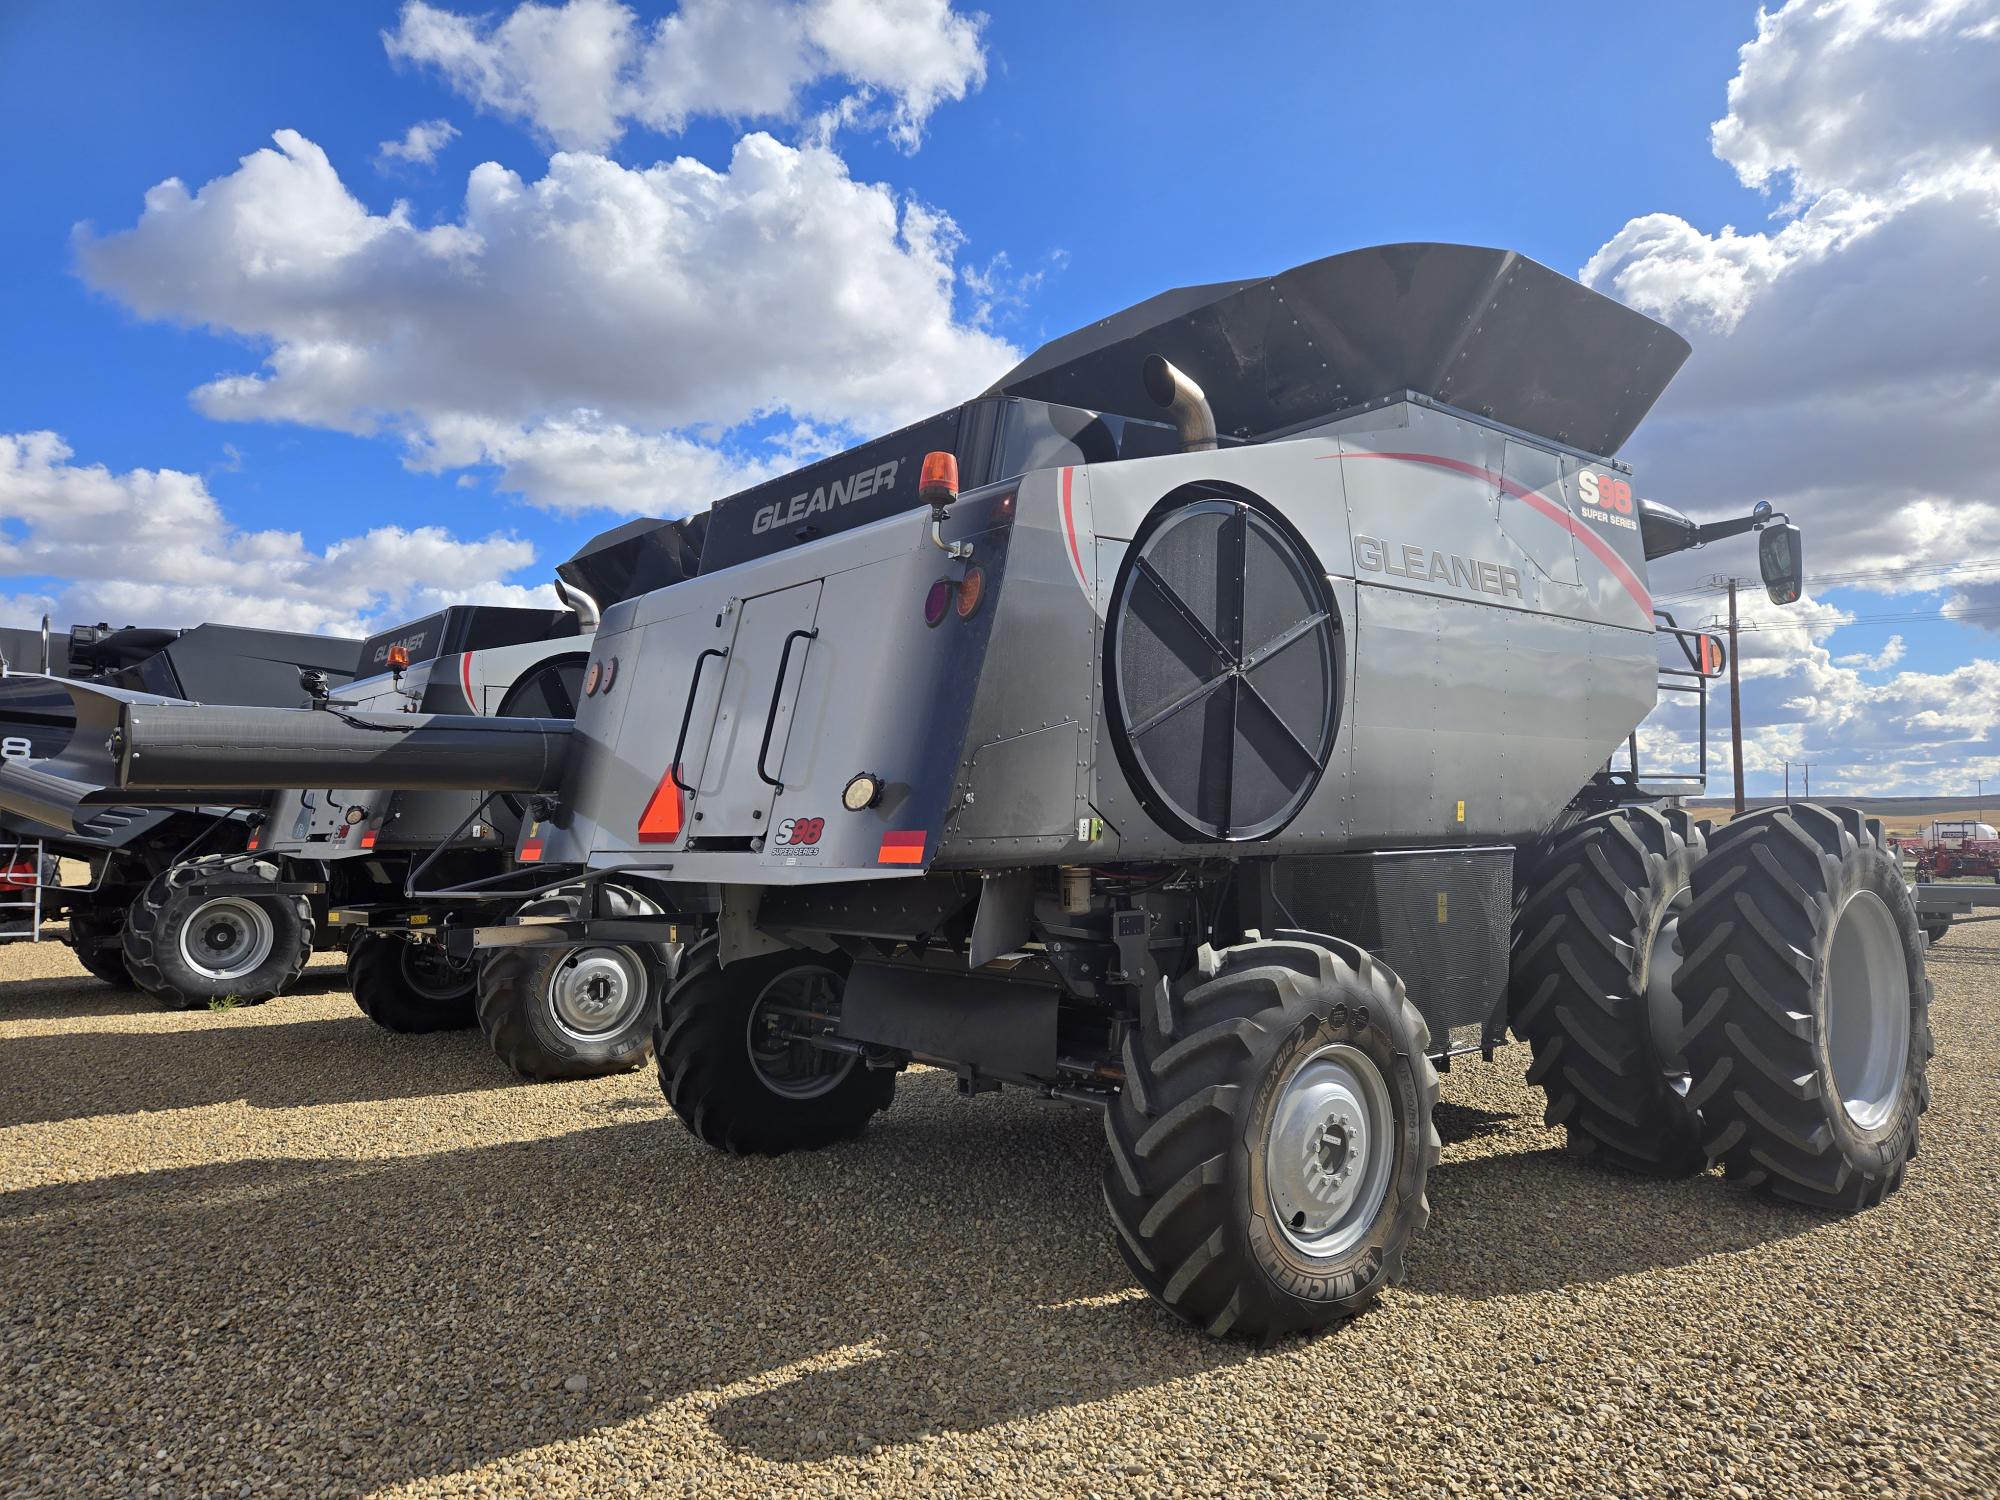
<box><xmin>11</xmin><ymin>244</ymin><xmax>1934</xmax><ymax>1339</ymax></box>
<box><xmin>0</xmin><ymin>621</ymin><xmax>361</xmax><ymax>979</ymax></box>
<box><xmin>0</xmin><ymin>521</ymin><xmax>704</xmax><ymax>1079</ymax></box>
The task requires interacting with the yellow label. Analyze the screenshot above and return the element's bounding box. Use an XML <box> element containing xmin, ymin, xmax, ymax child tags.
<box><xmin>409</xmin><ymin>914</ymin><xmax>430</xmax><ymax>926</ymax></box>
<box><xmin>1437</xmin><ymin>891</ymin><xmax>1449</xmax><ymax>924</ymax></box>
<box><xmin>1455</xmin><ymin>799</ymin><xmax>1466</xmax><ymax>823</ymax></box>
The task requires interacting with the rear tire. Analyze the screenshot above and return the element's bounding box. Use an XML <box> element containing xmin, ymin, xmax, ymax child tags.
<box><xmin>1921</xmin><ymin>917</ymin><xmax>1951</xmax><ymax>946</ymax></box>
<box><xmin>656</xmin><ymin>944</ymin><xmax>896</xmax><ymax>1155</ymax></box>
<box><xmin>478</xmin><ymin>941</ymin><xmax>666</xmax><ymax>1081</ymax></box>
<box><xmin>122</xmin><ymin>856</ymin><xmax>311</xmax><ymax>1009</ymax></box>
<box><xmin>67</xmin><ymin>907</ymin><xmax>137</xmax><ymax>990</ymax></box>
<box><xmin>1677</xmin><ymin>804</ymin><xmax>1932</xmax><ymax>1212</ymax></box>
<box><xmin>1508</xmin><ymin>807</ymin><xmax>1709</xmax><ymax>1176</ymax></box>
<box><xmin>1103</xmin><ymin>936</ymin><xmax>1439</xmax><ymax>1341</ymax></box>
<box><xmin>348</xmin><ymin>933</ymin><xmax>476</xmax><ymax>1033</ymax></box>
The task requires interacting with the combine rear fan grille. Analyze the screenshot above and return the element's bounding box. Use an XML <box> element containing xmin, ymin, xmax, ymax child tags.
<box><xmin>1105</xmin><ymin>492</ymin><xmax>1339</xmax><ymax>842</ymax></box>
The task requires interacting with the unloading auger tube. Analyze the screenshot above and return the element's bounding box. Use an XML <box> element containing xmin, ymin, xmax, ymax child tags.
<box><xmin>0</xmin><ymin>677</ymin><xmax>571</xmax><ymax>828</ymax></box>
<box><xmin>111</xmin><ymin>703</ymin><xmax>571</xmax><ymax>794</ymax></box>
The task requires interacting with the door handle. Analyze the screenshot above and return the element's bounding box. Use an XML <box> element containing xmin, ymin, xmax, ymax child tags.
<box><xmin>756</xmin><ymin>629</ymin><xmax>819</xmax><ymax>792</ymax></box>
<box><xmin>670</xmin><ymin>648</ymin><xmax>727</xmax><ymax>795</ymax></box>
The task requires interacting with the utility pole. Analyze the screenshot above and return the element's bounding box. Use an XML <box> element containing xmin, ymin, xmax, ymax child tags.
<box><xmin>1727</xmin><ymin>579</ymin><xmax>1745</xmax><ymax>815</ymax></box>
<box><xmin>1783</xmin><ymin>759</ymin><xmax>1813</xmax><ymax>801</ymax></box>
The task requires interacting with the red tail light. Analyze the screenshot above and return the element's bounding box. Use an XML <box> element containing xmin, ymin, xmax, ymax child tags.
<box><xmin>638</xmin><ymin>766</ymin><xmax>685</xmax><ymax>843</ymax></box>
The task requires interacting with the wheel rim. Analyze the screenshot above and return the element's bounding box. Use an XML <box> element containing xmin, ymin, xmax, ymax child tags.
<box><xmin>745</xmin><ymin>964</ymin><xmax>856</xmax><ymax>1100</ymax></box>
<box><xmin>1265</xmin><ymin>1042</ymin><xmax>1395</xmax><ymax>1258</ymax></box>
<box><xmin>1825</xmin><ymin>889</ymin><xmax>1912</xmax><ymax>1131</ymax></box>
<box><xmin>178</xmin><ymin>897</ymin><xmax>275</xmax><ymax>982</ymax></box>
<box><xmin>400</xmin><ymin>942</ymin><xmax>474</xmax><ymax>1002</ymax></box>
<box><xmin>545</xmin><ymin>946</ymin><xmax>647</xmax><ymax>1043</ymax></box>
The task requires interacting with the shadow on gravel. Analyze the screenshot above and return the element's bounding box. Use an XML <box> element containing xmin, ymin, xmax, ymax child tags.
<box><xmin>0</xmin><ymin>958</ymin><xmax>350</xmax><ymax>1020</ymax></box>
<box><xmin>0</xmin><ymin>1014</ymin><xmax>511</xmax><ymax>1128</ymax></box>
<box><xmin>1408</xmin><ymin>1145</ymin><xmax>1818</xmax><ymax>1302</ymax></box>
<box><xmin>0</xmin><ymin>973</ymin><xmax>167</xmax><ymax>1021</ymax></box>
<box><xmin>1431</xmin><ymin>1100</ymin><xmax>1516</xmax><ymax>1143</ymax></box>
<box><xmin>0</xmin><ymin>1062</ymin><xmax>1832</xmax><ymax>1486</ymax></box>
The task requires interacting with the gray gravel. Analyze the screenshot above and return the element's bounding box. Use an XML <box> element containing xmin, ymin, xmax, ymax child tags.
<box><xmin>2</xmin><ymin>927</ymin><xmax>1997</xmax><ymax>1498</ymax></box>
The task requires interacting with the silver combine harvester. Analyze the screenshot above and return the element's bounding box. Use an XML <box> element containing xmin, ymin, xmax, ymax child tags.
<box><xmin>26</xmin><ymin>244</ymin><xmax>1933</xmax><ymax>1341</ymax></box>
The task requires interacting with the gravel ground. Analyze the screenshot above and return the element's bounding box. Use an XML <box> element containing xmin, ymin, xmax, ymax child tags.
<box><xmin>2</xmin><ymin>926</ymin><xmax>1997</xmax><ymax>1499</ymax></box>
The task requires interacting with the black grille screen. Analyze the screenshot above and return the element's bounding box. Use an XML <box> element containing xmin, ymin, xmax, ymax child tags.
<box><xmin>1106</xmin><ymin>493</ymin><xmax>1339</xmax><ymax>842</ymax></box>
<box><xmin>1273</xmin><ymin>848</ymin><xmax>1512</xmax><ymax>1036</ymax></box>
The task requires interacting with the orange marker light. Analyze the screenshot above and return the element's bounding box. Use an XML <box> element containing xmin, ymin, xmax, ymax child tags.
<box><xmin>955</xmin><ymin>564</ymin><xmax>985</xmax><ymax>619</ymax></box>
<box><xmin>638</xmin><ymin>766</ymin><xmax>685</xmax><ymax>843</ymax></box>
<box><xmin>878</xmin><ymin>830</ymin><xmax>926</xmax><ymax>865</ymax></box>
<box><xmin>1699</xmin><ymin>632</ymin><xmax>1726</xmax><ymax>678</ymax></box>
<box><xmin>918</xmin><ymin>450</ymin><xmax>959</xmax><ymax>503</ymax></box>
<box><xmin>386</xmin><ymin>644</ymin><xmax>411</xmax><ymax>670</ymax></box>
<box><xmin>359</xmin><ymin>830</ymin><xmax>378</xmax><ymax>850</ymax></box>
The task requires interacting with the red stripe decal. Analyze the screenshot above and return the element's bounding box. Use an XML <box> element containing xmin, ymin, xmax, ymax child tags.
<box><xmin>1059</xmin><ymin>466</ymin><xmax>1088</xmax><ymax>599</ymax></box>
<box><xmin>1326</xmin><ymin>451</ymin><xmax>1652</xmax><ymax>619</ymax></box>
<box><xmin>460</xmin><ymin>652</ymin><xmax>477</xmax><ymax>713</ymax></box>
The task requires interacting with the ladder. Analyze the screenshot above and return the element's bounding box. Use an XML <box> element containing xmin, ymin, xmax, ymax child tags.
<box><xmin>1</xmin><ymin>838</ymin><xmax>48</xmax><ymax>942</ymax></box>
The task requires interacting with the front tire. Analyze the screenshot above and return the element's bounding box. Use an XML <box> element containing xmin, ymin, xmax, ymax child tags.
<box><xmin>655</xmin><ymin>944</ymin><xmax>896</xmax><ymax>1155</ymax></box>
<box><xmin>1508</xmin><ymin>807</ymin><xmax>1708</xmax><ymax>1176</ymax></box>
<box><xmin>1103</xmin><ymin>937</ymin><xmax>1439</xmax><ymax>1341</ymax></box>
<box><xmin>1677</xmin><ymin>805</ymin><xmax>1932</xmax><ymax>1211</ymax></box>
<box><xmin>349</xmin><ymin>933</ymin><xmax>476</xmax><ymax>1033</ymax></box>
<box><xmin>122</xmin><ymin>857</ymin><xmax>311</xmax><ymax>1009</ymax></box>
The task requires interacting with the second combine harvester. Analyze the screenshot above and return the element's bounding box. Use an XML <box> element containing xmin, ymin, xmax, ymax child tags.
<box><xmin>30</xmin><ymin>244</ymin><xmax>1933</xmax><ymax>1340</ymax></box>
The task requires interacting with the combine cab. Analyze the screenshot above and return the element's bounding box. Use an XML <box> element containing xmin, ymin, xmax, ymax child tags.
<box><xmin>22</xmin><ymin>244</ymin><xmax>1933</xmax><ymax>1339</ymax></box>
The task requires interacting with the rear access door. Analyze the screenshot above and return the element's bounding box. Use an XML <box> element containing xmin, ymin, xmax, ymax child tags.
<box><xmin>680</xmin><ymin>580</ymin><xmax>824</xmax><ymax>845</ymax></box>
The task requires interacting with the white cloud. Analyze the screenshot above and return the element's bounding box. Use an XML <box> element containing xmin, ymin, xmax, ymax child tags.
<box><xmin>383</xmin><ymin>0</ymin><xmax>988</xmax><ymax>153</ymax></box>
<box><xmin>1586</xmin><ymin>0</ymin><xmax>2000</xmax><ymax>598</ymax></box>
<box><xmin>76</xmin><ymin>128</ymin><xmax>1017</xmax><ymax>514</ymax></box>
<box><xmin>1598</xmin><ymin>0</ymin><xmax>2000</xmax><ymax>794</ymax></box>
<box><xmin>0</xmin><ymin>432</ymin><xmax>548</xmax><ymax>636</ymax></box>
<box><xmin>377</xmin><ymin>118</ymin><xmax>460</xmax><ymax>168</ymax></box>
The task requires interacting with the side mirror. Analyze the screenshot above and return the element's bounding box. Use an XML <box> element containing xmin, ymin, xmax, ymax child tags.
<box><xmin>1760</xmin><ymin>522</ymin><xmax>1803</xmax><ymax>605</ymax></box>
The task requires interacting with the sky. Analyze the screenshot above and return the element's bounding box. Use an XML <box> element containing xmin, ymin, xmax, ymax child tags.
<box><xmin>1</xmin><ymin>0</ymin><xmax>1997</xmax><ymax>798</ymax></box>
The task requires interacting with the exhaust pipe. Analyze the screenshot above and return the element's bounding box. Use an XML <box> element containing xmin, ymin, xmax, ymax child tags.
<box><xmin>1142</xmin><ymin>355</ymin><xmax>1218</xmax><ymax>453</ymax></box>
<box><xmin>555</xmin><ymin>578</ymin><xmax>601</xmax><ymax>633</ymax></box>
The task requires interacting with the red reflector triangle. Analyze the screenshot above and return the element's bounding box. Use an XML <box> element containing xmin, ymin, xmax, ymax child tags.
<box><xmin>638</xmin><ymin>767</ymin><xmax>684</xmax><ymax>843</ymax></box>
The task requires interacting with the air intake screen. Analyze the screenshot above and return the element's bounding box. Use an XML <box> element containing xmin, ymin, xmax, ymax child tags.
<box><xmin>1104</xmin><ymin>494</ymin><xmax>1339</xmax><ymax>842</ymax></box>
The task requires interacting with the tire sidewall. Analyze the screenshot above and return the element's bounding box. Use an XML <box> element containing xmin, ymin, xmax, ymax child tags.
<box><xmin>517</xmin><ymin>942</ymin><xmax>664</xmax><ymax>1067</ymax></box>
<box><xmin>1238</xmin><ymin>994</ymin><xmax>1425</xmax><ymax>1310</ymax></box>
<box><xmin>1813</xmin><ymin>842</ymin><xmax>1926</xmax><ymax>1170</ymax></box>
<box><xmin>675</xmin><ymin>945</ymin><xmax>856</xmax><ymax>1105</ymax></box>
<box><xmin>136</xmin><ymin>863</ymin><xmax>307</xmax><ymax>1002</ymax></box>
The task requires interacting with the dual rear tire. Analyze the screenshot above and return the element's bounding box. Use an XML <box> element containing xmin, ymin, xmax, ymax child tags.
<box><xmin>1511</xmin><ymin>803</ymin><xmax>1931</xmax><ymax>1213</ymax></box>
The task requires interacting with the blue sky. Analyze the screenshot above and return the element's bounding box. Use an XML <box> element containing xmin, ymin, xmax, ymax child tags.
<box><xmin>2</xmin><ymin>0</ymin><xmax>1997</xmax><ymax>796</ymax></box>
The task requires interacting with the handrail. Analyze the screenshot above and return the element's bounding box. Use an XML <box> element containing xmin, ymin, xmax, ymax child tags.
<box><xmin>670</xmin><ymin>648</ymin><xmax>727</xmax><ymax>796</ymax></box>
<box><xmin>756</xmin><ymin>628</ymin><xmax>818</xmax><ymax>792</ymax></box>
